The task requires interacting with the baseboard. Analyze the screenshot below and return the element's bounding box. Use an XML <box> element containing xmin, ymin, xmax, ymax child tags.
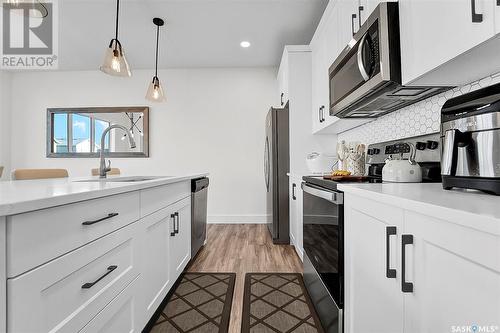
<box><xmin>207</xmin><ymin>215</ymin><xmax>269</xmax><ymax>224</ymax></box>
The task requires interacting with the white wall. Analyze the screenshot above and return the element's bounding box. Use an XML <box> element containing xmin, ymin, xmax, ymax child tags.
<box><xmin>9</xmin><ymin>68</ymin><xmax>277</xmax><ymax>223</ymax></box>
<box><xmin>0</xmin><ymin>72</ymin><xmax>11</xmax><ymax>180</ymax></box>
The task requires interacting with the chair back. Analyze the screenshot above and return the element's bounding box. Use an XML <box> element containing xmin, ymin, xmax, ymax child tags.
<box><xmin>91</xmin><ymin>168</ymin><xmax>121</xmax><ymax>176</ymax></box>
<box><xmin>12</xmin><ymin>169</ymin><xmax>69</xmax><ymax>180</ymax></box>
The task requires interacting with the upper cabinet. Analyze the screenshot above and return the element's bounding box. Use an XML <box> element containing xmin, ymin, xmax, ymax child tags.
<box><xmin>400</xmin><ymin>0</ymin><xmax>500</xmax><ymax>86</ymax></box>
<box><xmin>277</xmin><ymin>54</ymin><xmax>289</xmax><ymax>107</ymax></box>
<box><xmin>310</xmin><ymin>0</ymin><xmax>373</xmax><ymax>134</ymax></box>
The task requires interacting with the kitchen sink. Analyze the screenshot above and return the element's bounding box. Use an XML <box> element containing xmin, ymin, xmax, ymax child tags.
<box><xmin>74</xmin><ymin>176</ymin><xmax>173</xmax><ymax>183</ymax></box>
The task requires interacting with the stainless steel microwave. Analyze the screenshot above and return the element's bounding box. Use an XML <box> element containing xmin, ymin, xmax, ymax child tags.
<box><xmin>329</xmin><ymin>2</ymin><xmax>449</xmax><ymax>119</ymax></box>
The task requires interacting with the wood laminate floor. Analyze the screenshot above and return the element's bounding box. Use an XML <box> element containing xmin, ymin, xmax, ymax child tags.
<box><xmin>187</xmin><ymin>224</ymin><xmax>303</xmax><ymax>333</ymax></box>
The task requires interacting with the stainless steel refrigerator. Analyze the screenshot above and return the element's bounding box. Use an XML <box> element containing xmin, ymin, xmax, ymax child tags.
<box><xmin>264</xmin><ymin>105</ymin><xmax>289</xmax><ymax>244</ymax></box>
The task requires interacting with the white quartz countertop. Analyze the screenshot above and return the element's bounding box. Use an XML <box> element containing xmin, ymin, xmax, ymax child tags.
<box><xmin>338</xmin><ymin>182</ymin><xmax>500</xmax><ymax>235</ymax></box>
<box><xmin>0</xmin><ymin>174</ymin><xmax>208</xmax><ymax>216</ymax></box>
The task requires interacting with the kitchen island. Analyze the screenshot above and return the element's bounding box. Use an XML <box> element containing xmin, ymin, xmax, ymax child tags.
<box><xmin>0</xmin><ymin>174</ymin><xmax>207</xmax><ymax>333</ymax></box>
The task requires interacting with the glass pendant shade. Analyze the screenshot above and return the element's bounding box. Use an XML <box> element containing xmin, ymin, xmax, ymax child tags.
<box><xmin>146</xmin><ymin>76</ymin><xmax>165</xmax><ymax>102</ymax></box>
<box><xmin>100</xmin><ymin>40</ymin><xmax>131</xmax><ymax>77</ymax></box>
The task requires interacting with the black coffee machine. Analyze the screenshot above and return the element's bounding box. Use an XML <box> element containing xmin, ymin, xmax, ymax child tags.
<box><xmin>441</xmin><ymin>82</ymin><xmax>500</xmax><ymax>195</ymax></box>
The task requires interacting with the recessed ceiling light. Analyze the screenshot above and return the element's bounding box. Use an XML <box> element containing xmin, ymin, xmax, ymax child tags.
<box><xmin>240</xmin><ymin>41</ymin><xmax>251</xmax><ymax>48</ymax></box>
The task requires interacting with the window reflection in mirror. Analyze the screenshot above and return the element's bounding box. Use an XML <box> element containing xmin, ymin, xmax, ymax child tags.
<box><xmin>47</xmin><ymin>107</ymin><xmax>149</xmax><ymax>158</ymax></box>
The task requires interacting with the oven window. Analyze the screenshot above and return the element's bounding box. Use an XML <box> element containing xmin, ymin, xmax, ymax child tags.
<box><xmin>303</xmin><ymin>190</ymin><xmax>343</xmax><ymax>306</ymax></box>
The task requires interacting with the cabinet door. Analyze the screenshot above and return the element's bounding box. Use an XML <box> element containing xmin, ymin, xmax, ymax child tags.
<box><xmin>399</xmin><ymin>0</ymin><xmax>496</xmax><ymax>85</ymax></box>
<box><xmin>344</xmin><ymin>195</ymin><xmax>404</xmax><ymax>333</ymax></box>
<box><xmin>277</xmin><ymin>54</ymin><xmax>289</xmax><ymax>107</ymax></box>
<box><xmin>80</xmin><ymin>276</ymin><xmax>141</xmax><ymax>333</ymax></box>
<box><xmin>140</xmin><ymin>206</ymin><xmax>173</xmax><ymax>323</ymax></box>
<box><xmin>169</xmin><ymin>197</ymin><xmax>192</xmax><ymax>282</ymax></box>
<box><xmin>337</xmin><ymin>0</ymin><xmax>360</xmax><ymax>48</ymax></box>
<box><xmin>294</xmin><ymin>181</ymin><xmax>304</xmax><ymax>260</ymax></box>
<box><xmin>311</xmin><ymin>34</ymin><xmax>328</xmax><ymax>132</ymax></box>
<box><xmin>403</xmin><ymin>211</ymin><xmax>500</xmax><ymax>333</ymax></box>
<box><xmin>289</xmin><ymin>180</ymin><xmax>298</xmax><ymax>248</ymax></box>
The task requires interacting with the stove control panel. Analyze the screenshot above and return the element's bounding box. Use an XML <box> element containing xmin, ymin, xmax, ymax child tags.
<box><xmin>366</xmin><ymin>133</ymin><xmax>441</xmax><ymax>164</ymax></box>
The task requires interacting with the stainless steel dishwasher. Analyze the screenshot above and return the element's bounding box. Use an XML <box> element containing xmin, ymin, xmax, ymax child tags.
<box><xmin>191</xmin><ymin>177</ymin><xmax>209</xmax><ymax>258</ymax></box>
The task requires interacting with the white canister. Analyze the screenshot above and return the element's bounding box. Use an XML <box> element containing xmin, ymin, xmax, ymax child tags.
<box><xmin>346</xmin><ymin>153</ymin><xmax>366</xmax><ymax>176</ymax></box>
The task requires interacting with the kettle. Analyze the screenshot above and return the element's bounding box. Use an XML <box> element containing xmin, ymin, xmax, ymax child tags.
<box><xmin>382</xmin><ymin>143</ymin><xmax>423</xmax><ymax>183</ymax></box>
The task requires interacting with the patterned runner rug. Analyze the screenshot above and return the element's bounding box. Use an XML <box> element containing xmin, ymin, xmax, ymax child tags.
<box><xmin>241</xmin><ymin>273</ymin><xmax>324</xmax><ymax>333</ymax></box>
<box><xmin>150</xmin><ymin>273</ymin><xmax>236</xmax><ymax>333</ymax></box>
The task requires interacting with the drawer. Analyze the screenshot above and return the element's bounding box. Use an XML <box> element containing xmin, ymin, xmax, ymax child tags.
<box><xmin>7</xmin><ymin>221</ymin><xmax>140</xmax><ymax>333</ymax></box>
<box><xmin>140</xmin><ymin>181</ymin><xmax>190</xmax><ymax>217</ymax></box>
<box><xmin>7</xmin><ymin>191</ymin><xmax>140</xmax><ymax>277</ymax></box>
<box><xmin>80</xmin><ymin>275</ymin><xmax>141</xmax><ymax>333</ymax></box>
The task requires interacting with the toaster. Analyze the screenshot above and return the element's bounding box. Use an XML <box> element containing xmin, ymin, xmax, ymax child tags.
<box><xmin>441</xmin><ymin>82</ymin><xmax>500</xmax><ymax>195</ymax></box>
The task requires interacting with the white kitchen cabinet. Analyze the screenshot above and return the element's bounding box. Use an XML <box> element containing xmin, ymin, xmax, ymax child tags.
<box><xmin>277</xmin><ymin>54</ymin><xmax>289</xmax><ymax>107</ymax></box>
<box><xmin>399</xmin><ymin>0</ymin><xmax>500</xmax><ymax>86</ymax></box>
<box><xmin>7</xmin><ymin>220</ymin><xmax>141</xmax><ymax>333</ymax></box>
<box><xmin>344</xmin><ymin>196</ymin><xmax>404</xmax><ymax>333</ymax></box>
<box><xmin>344</xmin><ymin>192</ymin><xmax>500</xmax><ymax>333</ymax></box>
<box><xmin>310</xmin><ymin>0</ymin><xmax>374</xmax><ymax>134</ymax></box>
<box><xmin>358</xmin><ymin>0</ymin><xmax>396</xmax><ymax>26</ymax></box>
<box><xmin>403</xmin><ymin>211</ymin><xmax>500</xmax><ymax>333</ymax></box>
<box><xmin>140</xmin><ymin>206</ymin><xmax>174</xmax><ymax>324</ymax></box>
<box><xmin>169</xmin><ymin>197</ymin><xmax>192</xmax><ymax>281</ymax></box>
<box><xmin>80</xmin><ymin>276</ymin><xmax>141</xmax><ymax>333</ymax></box>
<box><xmin>289</xmin><ymin>177</ymin><xmax>303</xmax><ymax>260</ymax></box>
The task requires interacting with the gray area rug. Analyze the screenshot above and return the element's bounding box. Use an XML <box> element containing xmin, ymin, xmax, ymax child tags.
<box><xmin>241</xmin><ymin>273</ymin><xmax>325</xmax><ymax>333</ymax></box>
<box><xmin>150</xmin><ymin>273</ymin><xmax>236</xmax><ymax>333</ymax></box>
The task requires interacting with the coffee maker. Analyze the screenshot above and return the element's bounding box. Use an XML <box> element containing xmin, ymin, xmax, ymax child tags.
<box><xmin>441</xmin><ymin>82</ymin><xmax>500</xmax><ymax>195</ymax></box>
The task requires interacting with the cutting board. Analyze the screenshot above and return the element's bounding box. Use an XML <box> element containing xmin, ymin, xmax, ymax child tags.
<box><xmin>323</xmin><ymin>175</ymin><xmax>368</xmax><ymax>182</ymax></box>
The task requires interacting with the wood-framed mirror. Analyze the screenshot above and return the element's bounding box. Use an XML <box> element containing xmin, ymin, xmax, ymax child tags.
<box><xmin>46</xmin><ymin>107</ymin><xmax>149</xmax><ymax>158</ymax></box>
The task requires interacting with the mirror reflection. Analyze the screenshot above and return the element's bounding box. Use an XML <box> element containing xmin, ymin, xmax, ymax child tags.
<box><xmin>47</xmin><ymin>107</ymin><xmax>149</xmax><ymax>158</ymax></box>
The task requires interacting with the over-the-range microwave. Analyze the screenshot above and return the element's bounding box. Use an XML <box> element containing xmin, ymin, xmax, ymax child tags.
<box><xmin>329</xmin><ymin>2</ymin><xmax>450</xmax><ymax>119</ymax></box>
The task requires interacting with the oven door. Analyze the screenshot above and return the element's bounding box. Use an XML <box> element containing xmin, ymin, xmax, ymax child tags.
<box><xmin>302</xmin><ymin>182</ymin><xmax>344</xmax><ymax>333</ymax></box>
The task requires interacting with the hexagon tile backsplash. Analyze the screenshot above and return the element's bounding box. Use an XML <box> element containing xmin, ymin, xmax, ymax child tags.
<box><xmin>337</xmin><ymin>71</ymin><xmax>500</xmax><ymax>145</ymax></box>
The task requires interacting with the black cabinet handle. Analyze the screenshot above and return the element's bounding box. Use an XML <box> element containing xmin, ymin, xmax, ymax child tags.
<box><xmin>351</xmin><ymin>13</ymin><xmax>357</xmax><ymax>36</ymax></box>
<box><xmin>170</xmin><ymin>213</ymin><xmax>176</xmax><ymax>236</ymax></box>
<box><xmin>401</xmin><ymin>234</ymin><xmax>414</xmax><ymax>293</ymax></box>
<box><xmin>82</xmin><ymin>265</ymin><xmax>117</xmax><ymax>289</ymax></box>
<box><xmin>82</xmin><ymin>213</ymin><xmax>119</xmax><ymax>226</ymax></box>
<box><xmin>321</xmin><ymin>106</ymin><xmax>326</xmax><ymax>122</ymax></box>
<box><xmin>281</xmin><ymin>93</ymin><xmax>284</xmax><ymax>106</ymax></box>
<box><xmin>358</xmin><ymin>6</ymin><xmax>364</xmax><ymax>28</ymax></box>
<box><xmin>386</xmin><ymin>226</ymin><xmax>396</xmax><ymax>278</ymax></box>
<box><xmin>319</xmin><ymin>107</ymin><xmax>323</xmax><ymax>123</ymax></box>
<box><xmin>497</xmin><ymin>0</ymin><xmax>499</xmax><ymax>6</ymax></box>
<box><xmin>174</xmin><ymin>212</ymin><xmax>179</xmax><ymax>234</ymax></box>
<box><xmin>471</xmin><ymin>0</ymin><xmax>483</xmax><ymax>22</ymax></box>
<box><xmin>292</xmin><ymin>183</ymin><xmax>297</xmax><ymax>200</ymax></box>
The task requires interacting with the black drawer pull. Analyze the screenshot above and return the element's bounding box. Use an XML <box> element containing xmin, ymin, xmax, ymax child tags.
<box><xmin>170</xmin><ymin>213</ymin><xmax>176</xmax><ymax>236</ymax></box>
<box><xmin>386</xmin><ymin>226</ymin><xmax>396</xmax><ymax>278</ymax></box>
<box><xmin>81</xmin><ymin>265</ymin><xmax>117</xmax><ymax>289</ymax></box>
<box><xmin>471</xmin><ymin>0</ymin><xmax>483</xmax><ymax>22</ymax></box>
<box><xmin>402</xmin><ymin>234</ymin><xmax>414</xmax><ymax>293</ymax></box>
<box><xmin>281</xmin><ymin>93</ymin><xmax>284</xmax><ymax>106</ymax></box>
<box><xmin>358</xmin><ymin>6</ymin><xmax>364</xmax><ymax>28</ymax></box>
<box><xmin>174</xmin><ymin>212</ymin><xmax>180</xmax><ymax>234</ymax></box>
<box><xmin>351</xmin><ymin>13</ymin><xmax>357</xmax><ymax>36</ymax></box>
<box><xmin>292</xmin><ymin>183</ymin><xmax>297</xmax><ymax>200</ymax></box>
<box><xmin>82</xmin><ymin>213</ymin><xmax>119</xmax><ymax>226</ymax></box>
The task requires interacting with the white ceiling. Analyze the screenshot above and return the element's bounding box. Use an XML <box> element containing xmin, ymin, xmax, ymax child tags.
<box><xmin>58</xmin><ymin>0</ymin><xmax>328</xmax><ymax>70</ymax></box>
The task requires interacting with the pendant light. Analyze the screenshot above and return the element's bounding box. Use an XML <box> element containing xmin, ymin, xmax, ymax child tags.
<box><xmin>100</xmin><ymin>0</ymin><xmax>131</xmax><ymax>77</ymax></box>
<box><xmin>146</xmin><ymin>18</ymin><xmax>166</xmax><ymax>102</ymax></box>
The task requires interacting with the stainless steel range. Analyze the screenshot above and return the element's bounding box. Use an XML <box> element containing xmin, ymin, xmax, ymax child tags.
<box><xmin>301</xmin><ymin>133</ymin><xmax>441</xmax><ymax>333</ymax></box>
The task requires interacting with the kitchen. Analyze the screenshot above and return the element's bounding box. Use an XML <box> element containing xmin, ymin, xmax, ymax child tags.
<box><xmin>0</xmin><ymin>0</ymin><xmax>499</xmax><ymax>333</ymax></box>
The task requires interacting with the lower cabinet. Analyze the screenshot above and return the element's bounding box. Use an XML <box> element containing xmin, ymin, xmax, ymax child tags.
<box><xmin>168</xmin><ymin>197</ymin><xmax>192</xmax><ymax>283</ymax></box>
<box><xmin>289</xmin><ymin>177</ymin><xmax>303</xmax><ymax>260</ymax></box>
<box><xmin>403</xmin><ymin>211</ymin><xmax>500</xmax><ymax>333</ymax></box>
<box><xmin>140</xmin><ymin>206</ymin><xmax>175</xmax><ymax>325</ymax></box>
<box><xmin>344</xmin><ymin>194</ymin><xmax>500</xmax><ymax>333</ymax></box>
<box><xmin>79</xmin><ymin>275</ymin><xmax>141</xmax><ymax>333</ymax></box>
<box><xmin>344</xmin><ymin>197</ymin><xmax>404</xmax><ymax>333</ymax></box>
<box><xmin>5</xmin><ymin>183</ymin><xmax>193</xmax><ymax>333</ymax></box>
